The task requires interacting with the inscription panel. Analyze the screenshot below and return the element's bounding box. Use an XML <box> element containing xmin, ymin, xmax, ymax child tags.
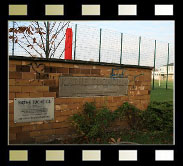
<box><xmin>14</xmin><ymin>97</ymin><xmax>54</xmax><ymax>123</ymax></box>
<box><xmin>59</xmin><ymin>77</ymin><xmax>129</xmax><ymax>97</ymax></box>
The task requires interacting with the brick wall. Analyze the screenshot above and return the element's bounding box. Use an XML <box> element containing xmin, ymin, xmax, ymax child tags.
<box><xmin>9</xmin><ymin>57</ymin><xmax>152</xmax><ymax>144</ymax></box>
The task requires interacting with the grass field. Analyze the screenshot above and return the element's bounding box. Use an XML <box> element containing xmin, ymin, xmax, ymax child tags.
<box><xmin>150</xmin><ymin>80</ymin><xmax>174</xmax><ymax>102</ymax></box>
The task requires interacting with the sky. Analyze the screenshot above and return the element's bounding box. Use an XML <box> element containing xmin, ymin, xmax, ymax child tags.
<box><xmin>72</xmin><ymin>21</ymin><xmax>174</xmax><ymax>44</ymax></box>
<box><xmin>9</xmin><ymin>21</ymin><xmax>174</xmax><ymax>67</ymax></box>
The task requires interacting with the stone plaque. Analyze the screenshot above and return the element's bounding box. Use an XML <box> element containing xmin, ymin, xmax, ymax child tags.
<box><xmin>14</xmin><ymin>97</ymin><xmax>54</xmax><ymax>123</ymax></box>
<box><xmin>59</xmin><ymin>77</ymin><xmax>129</xmax><ymax>97</ymax></box>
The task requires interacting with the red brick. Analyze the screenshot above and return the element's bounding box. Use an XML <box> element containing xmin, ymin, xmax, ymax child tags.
<box><xmin>30</xmin><ymin>129</ymin><xmax>54</xmax><ymax>137</ymax></box>
<box><xmin>9</xmin><ymin>114</ymin><xmax>14</xmax><ymax>122</ymax></box>
<box><xmin>9</xmin><ymin>60</ymin><xmax>22</xmax><ymax>65</ymax></box>
<box><xmin>144</xmin><ymin>85</ymin><xmax>151</xmax><ymax>90</ymax></box>
<box><xmin>22</xmin><ymin>86</ymin><xmax>49</xmax><ymax>92</ymax></box>
<box><xmin>55</xmin><ymin>110</ymin><xmax>74</xmax><ymax>116</ymax></box>
<box><xmin>54</xmin><ymin>127</ymin><xmax>74</xmax><ymax>135</ymax></box>
<box><xmin>22</xmin><ymin>125</ymin><xmax>37</xmax><ymax>132</ymax></box>
<box><xmin>9</xmin><ymin>86</ymin><xmax>21</xmax><ymax>92</ymax></box>
<box><xmin>36</xmin><ymin>123</ymin><xmax>52</xmax><ymax>130</ymax></box>
<box><xmin>55</xmin><ymin>116</ymin><xmax>69</xmax><ymax>122</ymax></box>
<box><xmin>9</xmin><ymin>72</ymin><xmax>22</xmax><ymax>79</ymax></box>
<box><xmin>69</xmin><ymin>68</ymin><xmax>80</xmax><ymax>74</ymax></box>
<box><xmin>134</xmin><ymin>81</ymin><xmax>143</xmax><ymax>86</ymax></box>
<box><xmin>29</xmin><ymin>80</ymin><xmax>43</xmax><ymax>86</ymax></box>
<box><xmin>30</xmin><ymin>131</ymin><xmax>41</xmax><ymax>137</ymax></box>
<box><xmin>43</xmin><ymin>80</ymin><xmax>56</xmax><ymax>86</ymax></box>
<box><xmin>21</xmin><ymin>61</ymin><xmax>33</xmax><ymax>65</ymax></box>
<box><xmin>104</xmin><ymin>96</ymin><xmax>113</xmax><ymax>103</ymax></box>
<box><xmin>9</xmin><ymin>79</ymin><xmax>15</xmax><ymax>85</ymax></box>
<box><xmin>29</xmin><ymin>93</ymin><xmax>44</xmax><ymax>97</ymax></box>
<box><xmin>48</xmin><ymin>73</ymin><xmax>61</xmax><ymax>80</ymax></box>
<box><xmin>49</xmin><ymin>86</ymin><xmax>58</xmax><ymax>93</ymax></box>
<box><xmin>57</xmin><ymin>67</ymin><xmax>69</xmax><ymax>73</ymax></box>
<box><xmin>120</xmin><ymin>96</ymin><xmax>129</xmax><ymax>101</ymax></box>
<box><xmin>9</xmin><ymin>133</ymin><xmax>16</xmax><ymax>141</ymax></box>
<box><xmin>136</xmin><ymin>90</ymin><xmax>148</xmax><ymax>95</ymax></box>
<box><xmin>82</xmin><ymin>97</ymin><xmax>95</xmax><ymax>103</ymax></box>
<box><xmin>52</xmin><ymin>122</ymin><xmax>71</xmax><ymax>129</ymax></box>
<box><xmin>9</xmin><ymin>93</ymin><xmax>15</xmax><ymax>99</ymax></box>
<box><xmin>43</xmin><ymin>92</ymin><xmax>56</xmax><ymax>98</ymax></box>
<box><xmin>36</xmin><ymin>73</ymin><xmax>49</xmax><ymax>79</ymax></box>
<box><xmin>21</xmin><ymin>86</ymin><xmax>37</xmax><ymax>92</ymax></box>
<box><xmin>9</xmin><ymin>126</ymin><xmax>22</xmax><ymax>133</ymax></box>
<box><xmin>9</xmin><ymin>64</ymin><xmax>16</xmax><ymax>72</ymax></box>
<box><xmin>16</xmin><ymin>132</ymin><xmax>31</xmax><ymax>140</ymax></box>
<box><xmin>9</xmin><ymin>121</ymin><xmax>31</xmax><ymax>127</ymax></box>
<box><xmin>22</xmin><ymin>72</ymin><xmax>36</xmax><ymax>80</ymax></box>
<box><xmin>15</xmin><ymin>79</ymin><xmax>30</xmax><ymax>85</ymax></box>
<box><xmin>9</xmin><ymin>103</ymin><xmax>14</xmax><ymax>114</ymax></box>
<box><xmin>91</xmin><ymin>69</ymin><xmax>100</xmax><ymax>75</ymax></box>
<box><xmin>16</xmin><ymin>93</ymin><xmax>30</xmax><ymax>98</ymax></box>
<box><xmin>60</xmin><ymin>104</ymin><xmax>69</xmax><ymax>110</ymax></box>
<box><xmin>45</xmin><ymin>66</ymin><xmax>57</xmax><ymax>73</ymax></box>
<box><xmin>142</xmin><ymin>81</ymin><xmax>151</xmax><ymax>86</ymax></box>
<box><xmin>35</xmin><ymin>136</ymin><xmax>50</xmax><ymax>143</ymax></box>
<box><xmin>16</xmin><ymin>65</ymin><xmax>30</xmax><ymax>72</ymax></box>
<box><xmin>80</xmin><ymin>69</ymin><xmax>91</xmax><ymax>74</ymax></box>
<box><xmin>113</xmin><ymin>96</ymin><xmax>122</xmax><ymax>102</ymax></box>
<box><xmin>55</xmin><ymin>105</ymin><xmax>61</xmax><ymax>111</ymax></box>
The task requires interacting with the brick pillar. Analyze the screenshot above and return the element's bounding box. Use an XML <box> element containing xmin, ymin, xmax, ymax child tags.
<box><xmin>64</xmin><ymin>28</ymin><xmax>72</xmax><ymax>60</ymax></box>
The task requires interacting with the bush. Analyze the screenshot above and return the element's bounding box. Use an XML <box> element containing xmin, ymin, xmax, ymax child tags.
<box><xmin>114</xmin><ymin>102</ymin><xmax>144</xmax><ymax>130</ymax></box>
<box><xmin>71</xmin><ymin>102</ymin><xmax>116</xmax><ymax>139</ymax></box>
<box><xmin>71</xmin><ymin>101</ymin><xmax>173</xmax><ymax>140</ymax></box>
<box><xmin>142</xmin><ymin>101</ymin><xmax>173</xmax><ymax>132</ymax></box>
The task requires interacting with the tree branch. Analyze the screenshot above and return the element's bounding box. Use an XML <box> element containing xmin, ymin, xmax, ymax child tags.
<box><xmin>22</xmin><ymin>32</ymin><xmax>43</xmax><ymax>58</ymax></box>
<box><xmin>35</xmin><ymin>21</ymin><xmax>46</xmax><ymax>55</ymax></box>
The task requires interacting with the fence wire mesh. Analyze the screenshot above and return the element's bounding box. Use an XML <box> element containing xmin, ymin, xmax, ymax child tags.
<box><xmin>8</xmin><ymin>21</ymin><xmax>174</xmax><ymax>89</ymax></box>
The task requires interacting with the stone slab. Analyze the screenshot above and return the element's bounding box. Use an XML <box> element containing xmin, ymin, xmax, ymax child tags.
<box><xmin>59</xmin><ymin>77</ymin><xmax>129</xmax><ymax>97</ymax></box>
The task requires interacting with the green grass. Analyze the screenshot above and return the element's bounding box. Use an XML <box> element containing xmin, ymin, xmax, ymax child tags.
<box><xmin>150</xmin><ymin>80</ymin><xmax>173</xmax><ymax>102</ymax></box>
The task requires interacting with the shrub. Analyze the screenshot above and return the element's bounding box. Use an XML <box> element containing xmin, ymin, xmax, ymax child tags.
<box><xmin>114</xmin><ymin>102</ymin><xmax>144</xmax><ymax>130</ymax></box>
<box><xmin>71</xmin><ymin>101</ymin><xmax>173</xmax><ymax>140</ymax></box>
<box><xmin>71</xmin><ymin>102</ymin><xmax>116</xmax><ymax>139</ymax></box>
<box><xmin>142</xmin><ymin>101</ymin><xmax>173</xmax><ymax>132</ymax></box>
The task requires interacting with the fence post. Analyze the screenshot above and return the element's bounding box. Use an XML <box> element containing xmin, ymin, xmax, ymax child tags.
<box><xmin>152</xmin><ymin>40</ymin><xmax>156</xmax><ymax>90</ymax></box>
<box><xmin>74</xmin><ymin>24</ymin><xmax>77</xmax><ymax>60</ymax></box>
<box><xmin>120</xmin><ymin>33</ymin><xmax>123</xmax><ymax>64</ymax></box>
<box><xmin>166</xmin><ymin>43</ymin><xmax>170</xmax><ymax>90</ymax></box>
<box><xmin>99</xmin><ymin>28</ymin><xmax>102</xmax><ymax>62</ymax></box>
<box><xmin>138</xmin><ymin>36</ymin><xmax>141</xmax><ymax>66</ymax></box>
<box><xmin>12</xmin><ymin>21</ymin><xmax>15</xmax><ymax>56</ymax></box>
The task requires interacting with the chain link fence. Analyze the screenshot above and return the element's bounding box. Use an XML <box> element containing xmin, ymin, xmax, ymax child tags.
<box><xmin>8</xmin><ymin>21</ymin><xmax>174</xmax><ymax>90</ymax></box>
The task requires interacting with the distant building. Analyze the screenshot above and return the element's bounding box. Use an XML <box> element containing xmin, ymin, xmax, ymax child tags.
<box><xmin>152</xmin><ymin>63</ymin><xmax>174</xmax><ymax>81</ymax></box>
<box><xmin>152</xmin><ymin>69</ymin><xmax>160</xmax><ymax>80</ymax></box>
<box><xmin>159</xmin><ymin>63</ymin><xmax>174</xmax><ymax>80</ymax></box>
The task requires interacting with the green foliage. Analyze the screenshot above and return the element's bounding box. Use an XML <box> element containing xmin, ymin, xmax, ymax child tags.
<box><xmin>143</xmin><ymin>101</ymin><xmax>173</xmax><ymax>132</ymax></box>
<box><xmin>71</xmin><ymin>102</ymin><xmax>116</xmax><ymax>139</ymax></box>
<box><xmin>71</xmin><ymin>101</ymin><xmax>173</xmax><ymax>140</ymax></box>
<box><xmin>114</xmin><ymin>102</ymin><xmax>144</xmax><ymax>130</ymax></box>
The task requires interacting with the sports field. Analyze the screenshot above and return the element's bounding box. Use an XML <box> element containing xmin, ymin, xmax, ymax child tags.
<box><xmin>150</xmin><ymin>80</ymin><xmax>174</xmax><ymax>102</ymax></box>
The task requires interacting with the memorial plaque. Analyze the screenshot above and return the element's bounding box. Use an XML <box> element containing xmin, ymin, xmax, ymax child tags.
<box><xmin>59</xmin><ymin>77</ymin><xmax>129</xmax><ymax>97</ymax></box>
<box><xmin>14</xmin><ymin>97</ymin><xmax>54</xmax><ymax>123</ymax></box>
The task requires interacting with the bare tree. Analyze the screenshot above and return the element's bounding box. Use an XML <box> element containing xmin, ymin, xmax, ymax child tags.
<box><xmin>9</xmin><ymin>21</ymin><xmax>70</xmax><ymax>59</ymax></box>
